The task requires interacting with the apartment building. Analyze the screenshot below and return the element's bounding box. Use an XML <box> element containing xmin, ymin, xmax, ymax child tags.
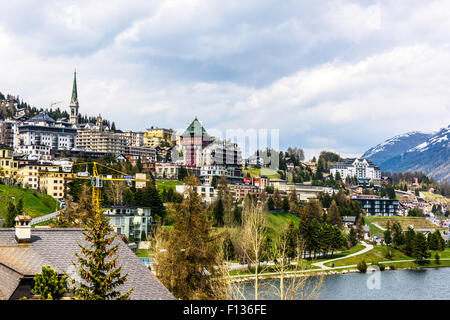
<box><xmin>352</xmin><ymin>195</ymin><xmax>399</xmax><ymax>216</ymax></box>
<box><xmin>103</xmin><ymin>206</ymin><xmax>153</xmax><ymax>241</ymax></box>
<box><xmin>0</xmin><ymin>120</ymin><xmax>18</xmax><ymax>148</ymax></box>
<box><xmin>175</xmin><ymin>185</ymin><xmax>217</xmax><ymax>203</ymax></box>
<box><xmin>0</xmin><ymin>145</ymin><xmax>18</xmax><ymax>177</ymax></box>
<box><xmin>330</xmin><ymin>158</ymin><xmax>381</xmax><ymax>183</ymax></box>
<box><xmin>155</xmin><ymin>162</ymin><xmax>179</xmax><ymax>179</ymax></box>
<box><xmin>201</xmin><ymin>140</ymin><xmax>242</xmax><ymax>166</ymax></box>
<box><xmin>229</xmin><ymin>183</ymin><xmax>260</xmax><ymax>201</ymax></box>
<box><xmin>76</xmin><ymin>128</ymin><xmax>128</xmax><ymax>154</ymax></box>
<box><xmin>269</xmin><ymin>179</ymin><xmax>338</xmax><ymax>201</ymax></box>
<box><xmin>199</xmin><ymin>165</ymin><xmax>243</xmax><ymax>185</ymax></box>
<box><xmin>122</xmin><ymin>130</ymin><xmax>145</xmax><ymax>147</ymax></box>
<box><xmin>144</xmin><ymin>127</ymin><xmax>174</xmax><ymax>148</ymax></box>
<box><xmin>17</xmin><ymin>112</ymin><xmax>77</xmax><ymax>159</ymax></box>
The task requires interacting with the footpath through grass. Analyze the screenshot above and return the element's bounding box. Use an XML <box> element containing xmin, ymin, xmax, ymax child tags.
<box><xmin>310</xmin><ymin>244</ymin><xmax>366</xmax><ymax>263</ymax></box>
<box><xmin>363</xmin><ymin>216</ymin><xmax>384</xmax><ymax>236</ymax></box>
<box><xmin>0</xmin><ymin>185</ymin><xmax>59</xmax><ymax>219</ymax></box>
<box><xmin>324</xmin><ymin>246</ymin><xmax>450</xmax><ymax>268</ymax></box>
<box><xmin>324</xmin><ymin>246</ymin><xmax>410</xmax><ymax>267</ymax></box>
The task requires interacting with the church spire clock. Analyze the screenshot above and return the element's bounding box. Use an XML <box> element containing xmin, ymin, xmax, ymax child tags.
<box><xmin>69</xmin><ymin>70</ymin><xmax>79</xmax><ymax>125</ymax></box>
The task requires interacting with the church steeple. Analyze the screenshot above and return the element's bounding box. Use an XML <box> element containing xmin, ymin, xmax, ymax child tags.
<box><xmin>71</xmin><ymin>70</ymin><xmax>78</xmax><ymax>104</ymax></box>
<box><xmin>69</xmin><ymin>70</ymin><xmax>79</xmax><ymax>125</ymax></box>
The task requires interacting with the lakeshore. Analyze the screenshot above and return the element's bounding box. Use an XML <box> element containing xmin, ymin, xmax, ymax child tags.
<box><xmin>239</xmin><ymin>267</ymin><xmax>450</xmax><ymax>300</ymax></box>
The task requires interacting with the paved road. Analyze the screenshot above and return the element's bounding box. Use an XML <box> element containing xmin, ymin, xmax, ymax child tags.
<box><xmin>31</xmin><ymin>211</ymin><xmax>59</xmax><ymax>225</ymax></box>
<box><xmin>372</xmin><ymin>222</ymin><xmax>386</xmax><ymax>232</ymax></box>
<box><xmin>226</xmin><ymin>251</ymin><xmax>343</xmax><ymax>271</ymax></box>
<box><xmin>312</xmin><ymin>241</ymin><xmax>374</xmax><ymax>270</ymax></box>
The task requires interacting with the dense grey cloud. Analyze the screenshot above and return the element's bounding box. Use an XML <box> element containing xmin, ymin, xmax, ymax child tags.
<box><xmin>0</xmin><ymin>0</ymin><xmax>449</xmax><ymax>160</ymax></box>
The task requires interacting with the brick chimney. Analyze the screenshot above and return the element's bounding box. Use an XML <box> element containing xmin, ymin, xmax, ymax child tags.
<box><xmin>15</xmin><ymin>215</ymin><xmax>31</xmax><ymax>243</ymax></box>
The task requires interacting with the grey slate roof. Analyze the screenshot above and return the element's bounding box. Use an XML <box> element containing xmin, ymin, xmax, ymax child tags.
<box><xmin>0</xmin><ymin>228</ymin><xmax>175</xmax><ymax>300</ymax></box>
<box><xmin>28</xmin><ymin>111</ymin><xmax>55</xmax><ymax>123</ymax></box>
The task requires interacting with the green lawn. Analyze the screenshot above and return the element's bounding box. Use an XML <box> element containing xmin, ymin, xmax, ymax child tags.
<box><xmin>0</xmin><ymin>185</ymin><xmax>59</xmax><ymax>219</ymax></box>
<box><xmin>363</xmin><ymin>216</ymin><xmax>384</xmax><ymax>236</ymax></box>
<box><xmin>266</xmin><ymin>211</ymin><xmax>300</xmax><ymax>239</ymax></box>
<box><xmin>228</xmin><ymin>261</ymin><xmax>321</xmax><ymax>276</ymax></box>
<box><xmin>421</xmin><ymin>192</ymin><xmax>450</xmax><ymax>205</ymax></box>
<box><xmin>155</xmin><ymin>179</ymin><xmax>183</xmax><ymax>192</ymax></box>
<box><xmin>136</xmin><ymin>249</ymin><xmax>151</xmax><ymax>258</ymax></box>
<box><xmin>243</xmin><ymin>167</ymin><xmax>280</xmax><ymax>179</ymax></box>
<box><xmin>310</xmin><ymin>244</ymin><xmax>366</xmax><ymax>263</ymax></box>
<box><xmin>324</xmin><ymin>246</ymin><xmax>411</xmax><ymax>267</ymax></box>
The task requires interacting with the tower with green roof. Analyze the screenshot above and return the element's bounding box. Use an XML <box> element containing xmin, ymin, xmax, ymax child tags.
<box><xmin>180</xmin><ymin>117</ymin><xmax>212</xmax><ymax>167</ymax></box>
<box><xmin>69</xmin><ymin>70</ymin><xmax>79</xmax><ymax>125</ymax></box>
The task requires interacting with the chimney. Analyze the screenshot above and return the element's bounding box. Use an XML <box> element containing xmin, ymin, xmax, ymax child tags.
<box><xmin>14</xmin><ymin>215</ymin><xmax>31</xmax><ymax>243</ymax></box>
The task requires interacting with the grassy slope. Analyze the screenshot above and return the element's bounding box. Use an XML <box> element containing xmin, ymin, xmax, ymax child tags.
<box><xmin>155</xmin><ymin>179</ymin><xmax>183</xmax><ymax>192</ymax></box>
<box><xmin>310</xmin><ymin>244</ymin><xmax>366</xmax><ymax>263</ymax></box>
<box><xmin>363</xmin><ymin>216</ymin><xmax>384</xmax><ymax>236</ymax></box>
<box><xmin>421</xmin><ymin>191</ymin><xmax>450</xmax><ymax>205</ymax></box>
<box><xmin>324</xmin><ymin>247</ymin><xmax>450</xmax><ymax>268</ymax></box>
<box><xmin>265</xmin><ymin>211</ymin><xmax>300</xmax><ymax>239</ymax></box>
<box><xmin>366</xmin><ymin>216</ymin><xmax>441</xmax><ymax>231</ymax></box>
<box><xmin>0</xmin><ymin>185</ymin><xmax>59</xmax><ymax>219</ymax></box>
<box><xmin>243</xmin><ymin>167</ymin><xmax>280</xmax><ymax>179</ymax></box>
<box><xmin>324</xmin><ymin>246</ymin><xmax>411</xmax><ymax>267</ymax></box>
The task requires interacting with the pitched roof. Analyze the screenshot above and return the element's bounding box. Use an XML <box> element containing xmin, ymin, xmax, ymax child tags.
<box><xmin>28</xmin><ymin>111</ymin><xmax>55</xmax><ymax>123</ymax></box>
<box><xmin>0</xmin><ymin>228</ymin><xmax>174</xmax><ymax>300</ymax></box>
<box><xmin>182</xmin><ymin>117</ymin><xmax>208</xmax><ymax>137</ymax></box>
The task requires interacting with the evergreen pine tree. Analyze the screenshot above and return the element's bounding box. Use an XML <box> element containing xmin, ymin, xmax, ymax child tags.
<box><xmin>413</xmin><ymin>232</ymin><xmax>429</xmax><ymax>263</ymax></box>
<box><xmin>154</xmin><ymin>174</ymin><xmax>226</xmax><ymax>299</ymax></box>
<box><xmin>392</xmin><ymin>222</ymin><xmax>404</xmax><ymax>247</ymax></box>
<box><xmin>348</xmin><ymin>227</ymin><xmax>357</xmax><ymax>247</ymax></box>
<box><xmin>213</xmin><ymin>199</ymin><xmax>225</xmax><ymax>227</ymax></box>
<box><xmin>4</xmin><ymin>200</ymin><xmax>18</xmax><ymax>228</ymax></box>
<box><xmin>233</xmin><ymin>202</ymin><xmax>242</xmax><ymax>225</ymax></box>
<box><xmin>384</xmin><ymin>221</ymin><xmax>392</xmax><ymax>246</ymax></box>
<box><xmin>267</xmin><ymin>196</ymin><xmax>275</xmax><ymax>211</ymax></box>
<box><xmin>326</xmin><ymin>200</ymin><xmax>342</xmax><ymax>227</ymax></box>
<box><xmin>73</xmin><ymin>213</ymin><xmax>134</xmax><ymax>300</ymax></box>
<box><xmin>403</xmin><ymin>227</ymin><xmax>416</xmax><ymax>257</ymax></box>
<box><xmin>281</xmin><ymin>197</ymin><xmax>290</xmax><ymax>212</ymax></box>
<box><xmin>31</xmin><ymin>265</ymin><xmax>68</xmax><ymax>300</ymax></box>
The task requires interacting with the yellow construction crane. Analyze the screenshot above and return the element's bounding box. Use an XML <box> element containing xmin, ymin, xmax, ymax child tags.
<box><xmin>0</xmin><ymin>161</ymin><xmax>150</xmax><ymax>214</ymax></box>
<box><xmin>50</xmin><ymin>101</ymin><xmax>63</xmax><ymax>109</ymax></box>
<box><xmin>57</xmin><ymin>161</ymin><xmax>150</xmax><ymax>214</ymax></box>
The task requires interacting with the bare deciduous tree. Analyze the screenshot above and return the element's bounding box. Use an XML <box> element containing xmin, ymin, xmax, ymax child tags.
<box><xmin>240</xmin><ymin>201</ymin><xmax>268</xmax><ymax>300</ymax></box>
<box><xmin>266</xmin><ymin>229</ymin><xmax>324</xmax><ymax>300</ymax></box>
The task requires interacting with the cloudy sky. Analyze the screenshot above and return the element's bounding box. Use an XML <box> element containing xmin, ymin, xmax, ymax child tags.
<box><xmin>1</xmin><ymin>0</ymin><xmax>449</xmax><ymax>160</ymax></box>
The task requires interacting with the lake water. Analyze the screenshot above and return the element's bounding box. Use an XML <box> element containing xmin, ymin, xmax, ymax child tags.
<box><xmin>241</xmin><ymin>267</ymin><xmax>450</xmax><ymax>300</ymax></box>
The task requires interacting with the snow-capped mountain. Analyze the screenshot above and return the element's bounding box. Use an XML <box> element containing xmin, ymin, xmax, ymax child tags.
<box><xmin>362</xmin><ymin>131</ymin><xmax>432</xmax><ymax>164</ymax></box>
<box><xmin>362</xmin><ymin>125</ymin><xmax>449</xmax><ymax>182</ymax></box>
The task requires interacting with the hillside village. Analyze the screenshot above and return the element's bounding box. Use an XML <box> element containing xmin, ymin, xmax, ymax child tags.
<box><xmin>0</xmin><ymin>73</ymin><xmax>449</xmax><ymax>300</ymax></box>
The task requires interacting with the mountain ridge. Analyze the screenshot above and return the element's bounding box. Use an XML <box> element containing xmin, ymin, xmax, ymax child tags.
<box><xmin>361</xmin><ymin>125</ymin><xmax>449</xmax><ymax>182</ymax></box>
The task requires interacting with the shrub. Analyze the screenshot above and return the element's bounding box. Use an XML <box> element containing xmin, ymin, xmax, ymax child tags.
<box><xmin>379</xmin><ymin>264</ymin><xmax>385</xmax><ymax>271</ymax></box>
<box><xmin>357</xmin><ymin>260</ymin><xmax>368</xmax><ymax>273</ymax></box>
<box><xmin>42</xmin><ymin>198</ymin><xmax>53</xmax><ymax>209</ymax></box>
<box><xmin>435</xmin><ymin>252</ymin><xmax>440</xmax><ymax>265</ymax></box>
<box><xmin>389</xmin><ymin>265</ymin><xmax>396</xmax><ymax>270</ymax></box>
<box><xmin>383</xmin><ymin>246</ymin><xmax>393</xmax><ymax>259</ymax></box>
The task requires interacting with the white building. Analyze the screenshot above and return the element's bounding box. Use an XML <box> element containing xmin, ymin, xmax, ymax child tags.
<box><xmin>200</xmin><ymin>165</ymin><xmax>243</xmax><ymax>185</ymax></box>
<box><xmin>330</xmin><ymin>158</ymin><xmax>381</xmax><ymax>183</ymax></box>
<box><xmin>17</xmin><ymin>112</ymin><xmax>77</xmax><ymax>159</ymax></box>
<box><xmin>176</xmin><ymin>185</ymin><xmax>217</xmax><ymax>203</ymax></box>
<box><xmin>201</xmin><ymin>140</ymin><xmax>242</xmax><ymax>167</ymax></box>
